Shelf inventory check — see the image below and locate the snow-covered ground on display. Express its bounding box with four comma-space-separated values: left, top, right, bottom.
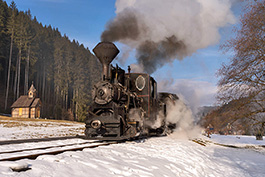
0, 117, 85, 140
0, 117, 265, 177
211, 134, 265, 147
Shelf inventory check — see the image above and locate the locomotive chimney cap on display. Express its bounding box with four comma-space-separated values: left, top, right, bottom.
93, 42, 119, 65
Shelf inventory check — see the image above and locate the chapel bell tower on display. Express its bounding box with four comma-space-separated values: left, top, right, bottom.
28, 82, 37, 98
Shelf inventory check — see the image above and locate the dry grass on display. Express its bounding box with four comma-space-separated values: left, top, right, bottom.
0, 115, 84, 128
0, 115, 85, 139
0, 115, 84, 124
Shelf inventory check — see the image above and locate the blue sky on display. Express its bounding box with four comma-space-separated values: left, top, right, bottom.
4, 0, 242, 107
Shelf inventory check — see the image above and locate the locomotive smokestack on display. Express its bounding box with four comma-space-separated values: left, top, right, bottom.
93, 42, 119, 80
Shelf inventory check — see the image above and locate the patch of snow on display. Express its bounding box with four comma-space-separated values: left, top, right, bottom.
0, 119, 84, 140
0, 119, 264, 177
210, 134, 265, 146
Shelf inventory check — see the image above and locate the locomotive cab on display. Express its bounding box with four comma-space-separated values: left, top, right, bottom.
124, 73, 159, 124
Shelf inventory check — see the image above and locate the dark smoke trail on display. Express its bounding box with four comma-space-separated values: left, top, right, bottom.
136, 36, 187, 74
101, 9, 142, 42
101, 11, 187, 74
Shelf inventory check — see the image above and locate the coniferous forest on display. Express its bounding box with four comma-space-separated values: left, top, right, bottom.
0, 0, 101, 121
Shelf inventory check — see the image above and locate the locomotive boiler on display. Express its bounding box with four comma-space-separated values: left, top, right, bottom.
85, 42, 178, 140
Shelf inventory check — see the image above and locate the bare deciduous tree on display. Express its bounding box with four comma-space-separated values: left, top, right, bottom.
217, 0, 265, 133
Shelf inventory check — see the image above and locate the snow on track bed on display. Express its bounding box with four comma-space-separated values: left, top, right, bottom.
0, 139, 116, 162
0, 138, 95, 154
210, 134, 265, 146
0, 135, 86, 145
1, 117, 265, 176
192, 137, 265, 155
0, 135, 264, 177
0, 117, 85, 140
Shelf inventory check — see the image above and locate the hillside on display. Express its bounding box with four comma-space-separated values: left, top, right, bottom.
0, 0, 101, 121
201, 98, 265, 136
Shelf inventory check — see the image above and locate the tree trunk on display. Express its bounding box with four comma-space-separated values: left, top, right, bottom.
16, 48, 21, 99
36, 68, 40, 96
47, 81, 51, 116
75, 88, 78, 121
4, 29, 14, 110
10, 66, 14, 92
24, 46, 30, 94
41, 64, 46, 117
13, 55, 18, 102
42, 64, 46, 100
66, 92, 68, 110
65, 82, 68, 110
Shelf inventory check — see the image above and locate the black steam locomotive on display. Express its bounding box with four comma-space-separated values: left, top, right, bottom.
85, 42, 178, 140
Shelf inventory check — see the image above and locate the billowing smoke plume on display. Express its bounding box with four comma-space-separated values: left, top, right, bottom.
101, 0, 236, 73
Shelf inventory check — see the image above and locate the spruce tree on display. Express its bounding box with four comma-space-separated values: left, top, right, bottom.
0, 1, 9, 84
5, 1, 17, 110
0, 1, 101, 119
23, 10, 34, 94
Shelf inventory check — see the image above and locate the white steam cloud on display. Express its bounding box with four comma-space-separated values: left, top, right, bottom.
151, 98, 201, 139
166, 99, 202, 139
157, 79, 217, 112
102, 0, 237, 73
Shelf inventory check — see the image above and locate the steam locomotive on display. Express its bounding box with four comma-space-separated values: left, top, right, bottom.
85, 42, 178, 140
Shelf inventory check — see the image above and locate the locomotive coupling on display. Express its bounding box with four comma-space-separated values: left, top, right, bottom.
91, 120, 102, 129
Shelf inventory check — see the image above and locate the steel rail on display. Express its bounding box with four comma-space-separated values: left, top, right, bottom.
0, 135, 86, 145
0, 140, 100, 154
0, 141, 117, 161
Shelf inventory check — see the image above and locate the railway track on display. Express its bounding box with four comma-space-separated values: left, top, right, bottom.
0, 137, 118, 162
0, 135, 85, 145
191, 138, 265, 154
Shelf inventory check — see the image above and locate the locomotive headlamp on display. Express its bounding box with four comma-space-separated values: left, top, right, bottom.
135, 75, 145, 91
91, 120, 101, 129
